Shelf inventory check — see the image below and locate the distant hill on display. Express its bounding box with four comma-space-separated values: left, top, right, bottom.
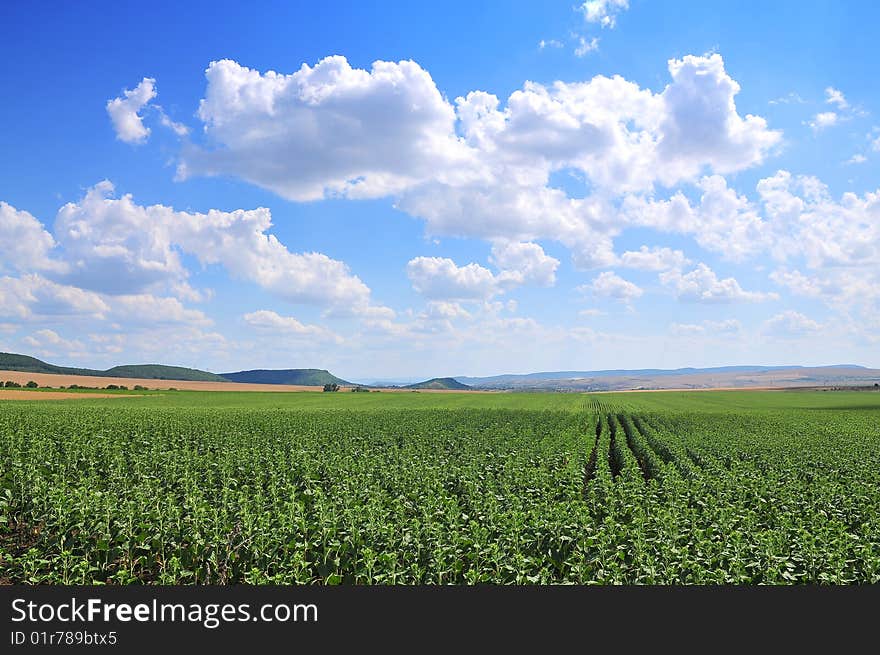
102, 364, 225, 382
454, 365, 880, 391
405, 377, 472, 390
220, 369, 351, 386
0, 352, 226, 382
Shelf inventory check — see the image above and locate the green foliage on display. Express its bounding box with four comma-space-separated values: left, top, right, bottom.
4, 380, 22, 388
25, 381, 38, 388
323, 383, 340, 392
1, 389, 879, 584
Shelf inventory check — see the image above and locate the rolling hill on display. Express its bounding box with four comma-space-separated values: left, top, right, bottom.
0, 352, 226, 382
220, 369, 351, 386
454, 365, 880, 391
405, 377, 472, 390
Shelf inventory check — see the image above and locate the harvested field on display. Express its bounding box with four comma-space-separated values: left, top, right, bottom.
0, 370, 324, 392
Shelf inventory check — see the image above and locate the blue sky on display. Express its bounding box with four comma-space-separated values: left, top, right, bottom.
1, 0, 878, 379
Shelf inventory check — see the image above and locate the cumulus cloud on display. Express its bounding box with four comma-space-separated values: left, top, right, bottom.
661, 264, 778, 303
180, 57, 471, 201
173, 53, 778, 276
489, 241, 559, 287
106, 78, 157, 144
574, 37, 600, 57
756, 170, 880, 268
581, 271, 643, 302
407, 242, 559, 302
22, 329, 85, 357
539, 39, 563, 50
243, 310, 339, 341
0, 274, 109, 320
670, 319, 742, 336
825, 87, 848, 110
110, 295, 212, 327
807, 111, 838, 132
0, 201, 65, 273
619, 246, 689, 272
580, 0, 629, 28
762, 310, 822, 336
52, 182, 388, 316
406, 257, 499, 301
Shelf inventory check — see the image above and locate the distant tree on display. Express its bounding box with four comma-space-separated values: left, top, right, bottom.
106, 384, 120, 390
351, 386, 370, 392
4, 381, 21, 388
133, 385, 147, 391
119, 385, 128, 391
25, 381, 38, 388
323, 383, 340, 392
875, 383, 879, 390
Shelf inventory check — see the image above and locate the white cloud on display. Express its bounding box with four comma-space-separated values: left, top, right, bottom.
52, 182, 388, 317
661, 263, 778, 303
580, 0, 629, 28
622, 175, 767, 261
175, 53, 778, 276
872, 134, 880, 152
421, 301, 471, 321
762, 310, 822, 336
407, 242, 559, 303
581, 271, 643, 302
846, 154, 867, 165
106, 78, 157, 144
768, 92, 806, 105
243, 310, 339, 341
825, 87, 848, 110
0, 274, 109, 320
158, 109, 190, 136
406, 257, 498, 301
22, 329, 85, 357
574, 37, 600, 57
807, 111, 838, 132
0, 201, 64, 274
110, 295, 212, 327
490, 241, 559, 287
757, 170, 880, 268
539, 39, 563, 50
670, 319, 742, 336
619, 246, 689, 272
180, 57, 471, 201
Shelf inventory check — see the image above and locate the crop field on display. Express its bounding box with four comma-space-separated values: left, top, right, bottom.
1, 389, 879, 584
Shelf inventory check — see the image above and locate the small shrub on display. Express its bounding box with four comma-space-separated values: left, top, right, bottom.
4, 381, 22, 388
25, 381, 38, 388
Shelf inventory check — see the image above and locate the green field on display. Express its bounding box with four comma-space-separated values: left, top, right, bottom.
2, 389, 879, 583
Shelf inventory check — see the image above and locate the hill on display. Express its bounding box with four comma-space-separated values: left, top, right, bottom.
103, 364, 226, 382
0, 352, 226, 382
220, 369, 351, 386
405, 377, 472, 390
454, 365, 880, 391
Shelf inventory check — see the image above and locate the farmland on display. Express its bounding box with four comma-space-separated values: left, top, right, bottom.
1, 389, 879, 584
